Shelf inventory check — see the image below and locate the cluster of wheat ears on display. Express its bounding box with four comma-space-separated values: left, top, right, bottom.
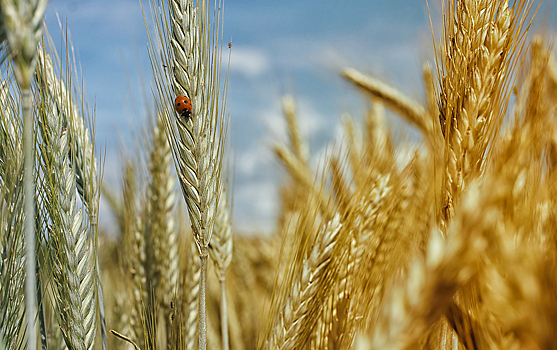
0, 0, 556, 349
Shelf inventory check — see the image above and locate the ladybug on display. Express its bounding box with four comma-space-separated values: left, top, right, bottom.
174, 95, 192, 119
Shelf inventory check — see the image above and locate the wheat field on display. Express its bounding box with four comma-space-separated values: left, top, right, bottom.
1, 0, 556, 349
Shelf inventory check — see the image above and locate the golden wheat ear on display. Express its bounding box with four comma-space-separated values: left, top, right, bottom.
342, 68, 430, 138
437, 0, 538, 227
263, 214, 342, 350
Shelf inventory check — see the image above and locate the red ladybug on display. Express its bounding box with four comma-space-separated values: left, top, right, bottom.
174, 95, 192, 118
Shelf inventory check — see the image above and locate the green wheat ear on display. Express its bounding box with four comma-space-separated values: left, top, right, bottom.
0, 61, 26, 350
35, 49, 98, 350
0, 2, 47, 350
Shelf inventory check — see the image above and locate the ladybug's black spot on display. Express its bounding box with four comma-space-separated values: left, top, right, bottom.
177, 102, 181, 106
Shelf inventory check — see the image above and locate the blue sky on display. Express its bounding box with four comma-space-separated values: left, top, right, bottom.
43, 0, 556, 233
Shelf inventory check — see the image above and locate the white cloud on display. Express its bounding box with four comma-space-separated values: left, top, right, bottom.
236, 145, 273, 177
228, 47, 270, 77
233, 181, 278, 234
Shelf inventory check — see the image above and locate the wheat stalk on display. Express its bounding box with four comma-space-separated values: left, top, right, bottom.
183, 238, 201, 350
209, 188, 232, 350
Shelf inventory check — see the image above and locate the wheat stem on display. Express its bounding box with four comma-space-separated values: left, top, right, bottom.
183, 239, 201, 350
209, 188, 232, 349
198, 250, 208, 350
219, 278, 229, 350
22, 87, 36, 350
35, 258, 47, 350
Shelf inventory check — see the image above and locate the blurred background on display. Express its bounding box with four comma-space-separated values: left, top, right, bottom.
43, 0, 557, 234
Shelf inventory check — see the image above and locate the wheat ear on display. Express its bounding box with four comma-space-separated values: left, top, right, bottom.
0, 2, 47, 349
36, 55, 94, 350
370, 183, 487, 350
282, 95, 309, 167
37, 46, 104, 350
342, 68, 430, 137
0, 71, 26, 349
438, 0, 535, 227
154, 0, 226, 249
274, 144, 332, 217
329, 155, 352, 211
341, 113, 363, 182
264, 215, 342, 350
56, 46, 106, 346
120, 161, 146, 347
144, 0, 228, 347
147, 113, 178, 342
363, 102, 395, 172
